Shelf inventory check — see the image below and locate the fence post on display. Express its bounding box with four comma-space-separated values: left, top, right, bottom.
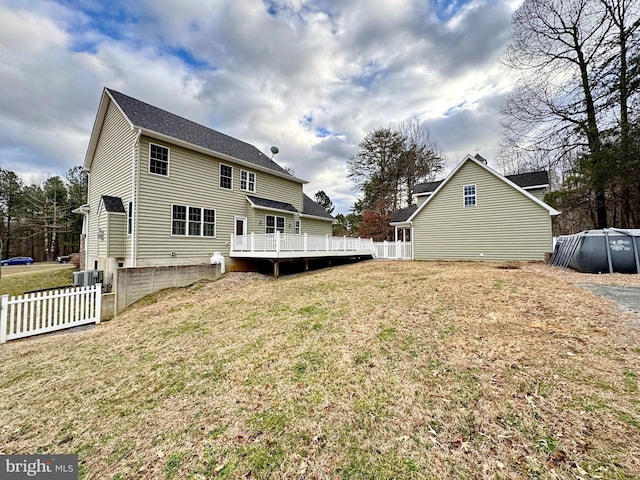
95, 284, 102, 324
304, 233, 308, 252
325, 235, 330, 252
1, 294, 8, 344
276, 231, 281, 254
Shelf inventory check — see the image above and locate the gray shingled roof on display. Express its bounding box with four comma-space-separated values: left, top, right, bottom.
102, 195, 125, 213
413, 171, 548, 195
302, 194, 334, 220
391, 205, 417, 223
106, 89, 294, 179
246, 195, 298, 213
414, 181, 443, 194
505, 171, 549, 188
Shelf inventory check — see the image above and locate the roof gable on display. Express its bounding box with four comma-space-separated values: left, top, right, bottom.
407, 155, 559, 221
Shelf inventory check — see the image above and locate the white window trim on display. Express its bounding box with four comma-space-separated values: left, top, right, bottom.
171, 204, 216, 238
265, 214, 285, 234
463, 184, 477, 208
240, 169, 256, 193
149, 142, 170, 177
220, 163, 233, 190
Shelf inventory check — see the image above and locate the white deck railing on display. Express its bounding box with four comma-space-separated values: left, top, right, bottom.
372, 241, 412, 259
1, 284, 102, 343
230, 233, 375, 256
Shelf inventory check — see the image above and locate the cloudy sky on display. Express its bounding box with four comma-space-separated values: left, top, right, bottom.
0, 0, 521, 214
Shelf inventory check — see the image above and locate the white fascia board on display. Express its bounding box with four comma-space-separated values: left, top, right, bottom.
390, 221, 412, 227
522, 184, 549, 190
407, 154, 559, 221
299, 213, 334, 222
139, 128, 308, 185
72, 204, 90, 215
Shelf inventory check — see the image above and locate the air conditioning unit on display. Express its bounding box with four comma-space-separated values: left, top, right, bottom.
73, 270, 104, 287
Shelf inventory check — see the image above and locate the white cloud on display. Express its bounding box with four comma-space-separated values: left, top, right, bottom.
0, 0, 519, 214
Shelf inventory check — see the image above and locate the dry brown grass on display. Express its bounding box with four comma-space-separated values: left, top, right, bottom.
1, 261, 639, 479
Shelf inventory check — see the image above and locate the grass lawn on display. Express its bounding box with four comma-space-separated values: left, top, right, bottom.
0, 264, 75, 297
1, 261, 639, 479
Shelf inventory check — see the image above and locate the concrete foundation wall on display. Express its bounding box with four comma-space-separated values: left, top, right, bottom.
101, 292, 115, 321
114, 264, 221, 315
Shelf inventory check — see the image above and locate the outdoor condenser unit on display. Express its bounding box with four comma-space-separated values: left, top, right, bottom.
73, 269, 104, 287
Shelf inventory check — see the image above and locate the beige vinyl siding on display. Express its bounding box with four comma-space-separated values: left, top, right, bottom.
416, 195, 431, 207
300, 217, 333, 236
526, 187, 547, 201
412, 161, 553, 261
136, 137, 305, 258
86, 100, 136, 258
106, 214, 126, 257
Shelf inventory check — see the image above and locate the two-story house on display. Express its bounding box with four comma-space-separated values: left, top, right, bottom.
79, 88, 334, 281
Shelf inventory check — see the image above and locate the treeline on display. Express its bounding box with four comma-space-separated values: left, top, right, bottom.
500, 0, 640, 232
0, 166, 87, 261
346, 120, 444, 240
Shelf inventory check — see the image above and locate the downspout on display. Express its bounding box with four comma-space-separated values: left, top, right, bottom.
131, 129, 142, 267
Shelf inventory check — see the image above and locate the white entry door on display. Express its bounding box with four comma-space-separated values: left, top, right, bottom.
235, 216, 247, 249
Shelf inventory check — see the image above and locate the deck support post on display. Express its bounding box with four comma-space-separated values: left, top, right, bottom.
273, 260, 280, 279
304, 258, 309, 272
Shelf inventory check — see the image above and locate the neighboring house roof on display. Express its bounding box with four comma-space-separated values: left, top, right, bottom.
85, 88, 307, 184
301, 194, 334, 221
404, 154, 560, 223
246, 195, 298, 214
101, 195, 126, 213
390, 205, 417, 223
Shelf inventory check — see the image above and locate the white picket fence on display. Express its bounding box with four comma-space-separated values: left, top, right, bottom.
1, 284, 102, 343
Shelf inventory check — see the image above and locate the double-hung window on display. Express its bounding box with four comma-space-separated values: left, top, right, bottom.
172, 205, 216, 237
463, 184, 477, 207
188, 207, 201, 236
150, 143, 169, 176
295, 219, 301, 235
265, 215, 285, 234
220, 164, 232, 189
172, 205, 187, 235
240, 170, 256, 192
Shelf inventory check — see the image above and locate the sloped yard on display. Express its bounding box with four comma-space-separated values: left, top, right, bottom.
1, 261, 639, 479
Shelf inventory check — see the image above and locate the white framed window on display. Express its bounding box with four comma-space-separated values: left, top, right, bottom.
220, 164, 233, 189
463, 184, 477, 207
149, 143, 169, 176
127, 201, 133, 235
240, 170, 256, 192
295, 219, 301, 234
172, 205, 187, 235
172, 205, 216, 237
265, 215, 285, 234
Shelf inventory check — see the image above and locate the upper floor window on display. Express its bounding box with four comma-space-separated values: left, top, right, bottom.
240, 170, 256, 192
150, 143, 169, 176
265, 215, 285, 234
220, 164, 232, 189
463, 184, 477, 207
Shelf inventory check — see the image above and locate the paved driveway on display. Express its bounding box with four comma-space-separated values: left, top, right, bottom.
580, 285, 640, 315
